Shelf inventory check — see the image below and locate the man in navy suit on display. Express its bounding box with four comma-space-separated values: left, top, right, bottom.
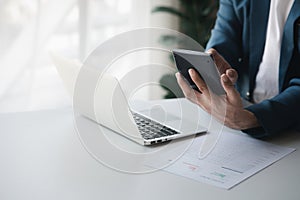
176, 0, 300, 137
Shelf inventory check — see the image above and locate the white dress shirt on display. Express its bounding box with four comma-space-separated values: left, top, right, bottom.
253, 0, 294, 103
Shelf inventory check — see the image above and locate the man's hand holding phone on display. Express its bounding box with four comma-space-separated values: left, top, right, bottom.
174, 48, 259, 130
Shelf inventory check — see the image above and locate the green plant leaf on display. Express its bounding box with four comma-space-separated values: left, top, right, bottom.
151, 6, 189, 20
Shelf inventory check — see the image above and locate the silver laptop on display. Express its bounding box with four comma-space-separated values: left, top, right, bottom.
92, 74, 207, 146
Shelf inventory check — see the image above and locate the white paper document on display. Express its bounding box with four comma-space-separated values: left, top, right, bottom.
147, 131, 295, 189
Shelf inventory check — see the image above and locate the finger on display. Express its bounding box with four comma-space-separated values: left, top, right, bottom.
206, 48, 231, 74
221, 74, 241, 105
226, 69, 238, 84
176, 72, 208, 110
175, 72, 191, 93
188, 68, 209, 95
175, 72, 198, 101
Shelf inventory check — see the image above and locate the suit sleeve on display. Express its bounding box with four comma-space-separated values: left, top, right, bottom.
245, 78, 300, 137
206, 0, 243, 68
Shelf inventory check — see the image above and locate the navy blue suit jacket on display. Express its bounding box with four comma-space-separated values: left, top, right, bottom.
206, 0, 300, 137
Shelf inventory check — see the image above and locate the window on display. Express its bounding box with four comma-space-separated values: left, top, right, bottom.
0, 0, 178, 112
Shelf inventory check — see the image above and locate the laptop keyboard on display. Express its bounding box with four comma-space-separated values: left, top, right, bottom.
132, 112, 180, 140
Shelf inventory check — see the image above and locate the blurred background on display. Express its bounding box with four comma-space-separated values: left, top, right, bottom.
0, 0, 218, 113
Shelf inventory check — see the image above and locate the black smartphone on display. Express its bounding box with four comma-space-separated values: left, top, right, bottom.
173, 49, 226, 95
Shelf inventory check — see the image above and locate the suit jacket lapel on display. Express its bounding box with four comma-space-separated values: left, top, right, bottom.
279, 0, 300, 90
249, 0, 270, 92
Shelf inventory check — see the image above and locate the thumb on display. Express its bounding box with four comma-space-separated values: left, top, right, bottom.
206, 48, 231, 74
221, 74, 241, 105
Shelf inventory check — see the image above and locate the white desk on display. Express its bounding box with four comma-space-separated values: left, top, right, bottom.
1, 103, 300, 200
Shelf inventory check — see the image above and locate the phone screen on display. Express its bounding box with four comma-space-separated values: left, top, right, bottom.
173, 49, 226, 95
173, 53, 201, 92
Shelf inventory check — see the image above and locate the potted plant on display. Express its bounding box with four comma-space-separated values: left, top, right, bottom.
152, 0, 219, 98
